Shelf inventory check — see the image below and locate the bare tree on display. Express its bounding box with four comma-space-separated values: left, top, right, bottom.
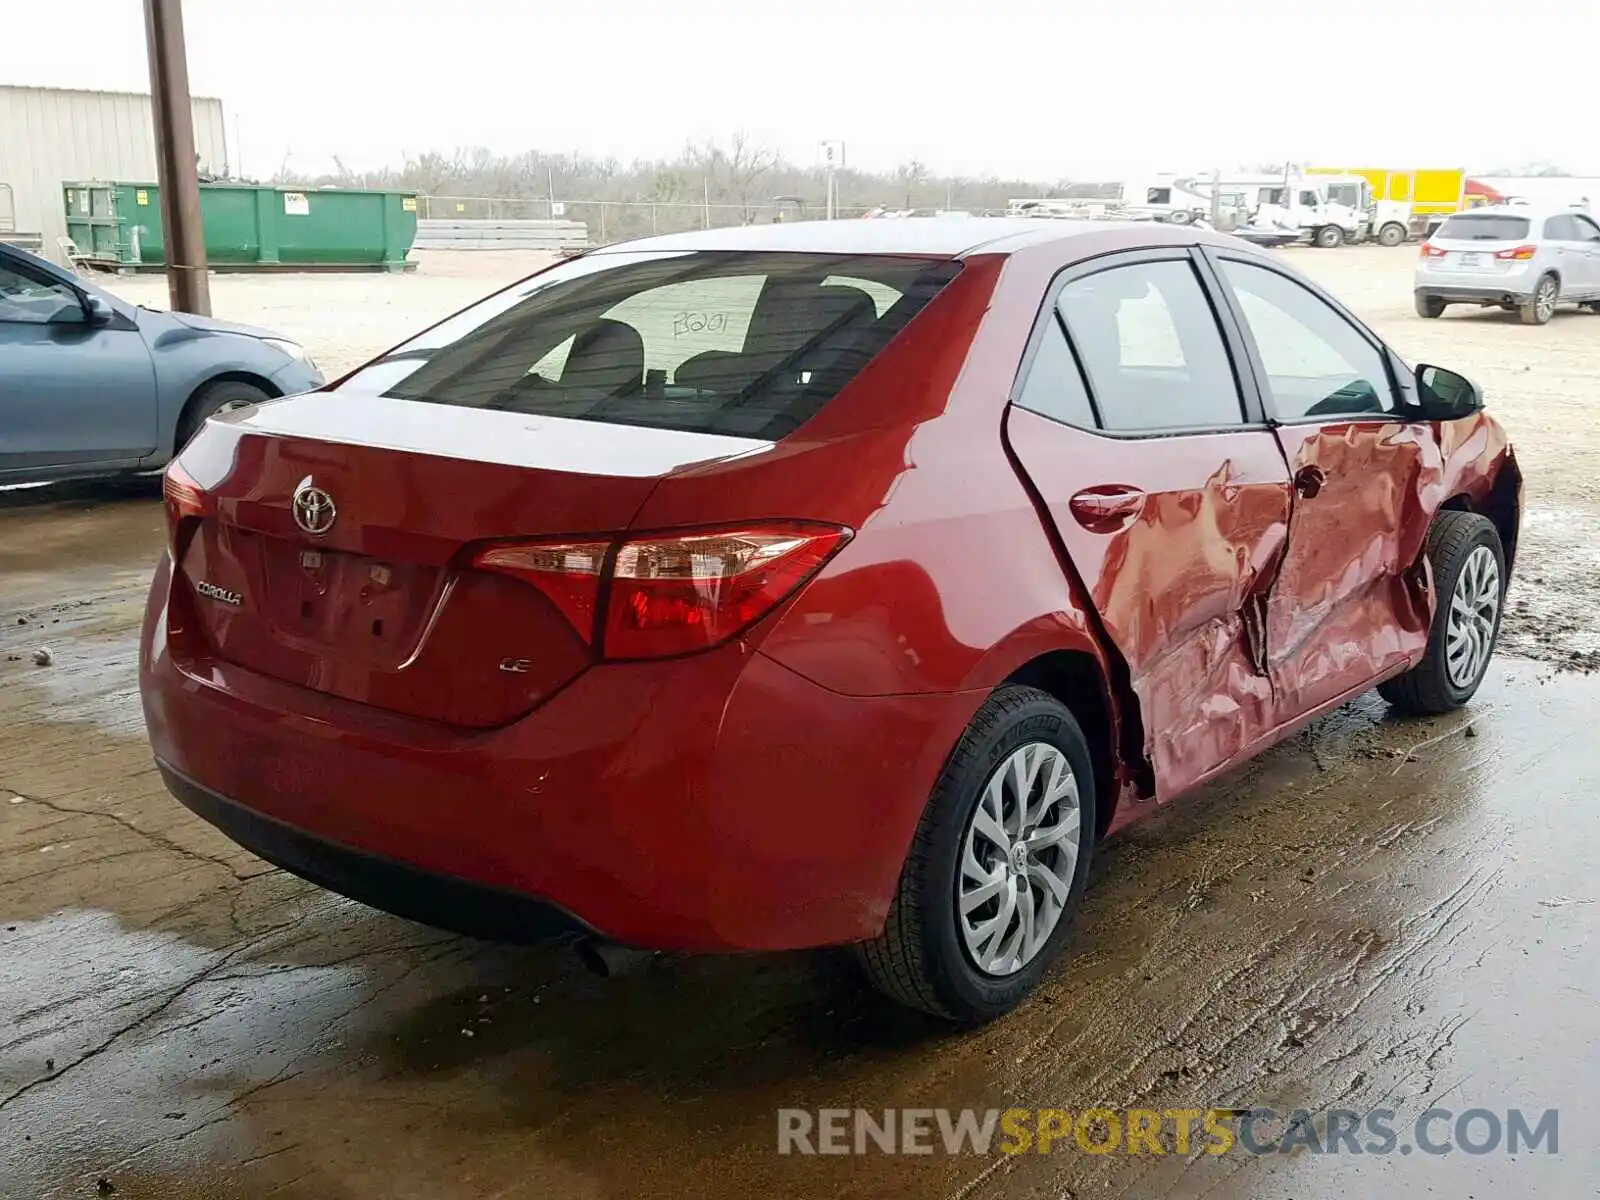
282, 139, 1061, 241
726, 132, 776, 222
895, 158, 930, 209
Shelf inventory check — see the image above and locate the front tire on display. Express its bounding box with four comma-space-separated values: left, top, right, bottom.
1314, 225, 1345, 248
1379, 511, 1505, 715
858, 687, 1096, 1023
177, 379, 273, 449
1415, 293, 1447, 319
1519, 274, 1558, 325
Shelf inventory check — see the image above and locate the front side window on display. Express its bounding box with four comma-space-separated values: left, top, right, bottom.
347, 251, 958, 440
1219, 259, 1395, 421
0, 260, 82, 325
1055, 259, 1246, 432
1574, 214, 1600, 242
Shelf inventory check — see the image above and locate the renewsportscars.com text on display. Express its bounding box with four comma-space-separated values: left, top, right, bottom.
777, 1106, 1559, 1157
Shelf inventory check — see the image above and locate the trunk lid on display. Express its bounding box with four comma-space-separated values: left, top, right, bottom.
171, 392, 768, 727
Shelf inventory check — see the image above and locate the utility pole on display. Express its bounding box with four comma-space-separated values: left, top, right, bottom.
143, 0, 210, 315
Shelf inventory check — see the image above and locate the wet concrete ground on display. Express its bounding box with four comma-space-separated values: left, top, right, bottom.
4, 481, 1599, 1199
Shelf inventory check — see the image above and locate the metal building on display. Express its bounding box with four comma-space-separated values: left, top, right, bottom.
0, 85, 228, 264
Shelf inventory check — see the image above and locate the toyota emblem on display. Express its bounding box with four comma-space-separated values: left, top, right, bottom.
292, 477, 338, 536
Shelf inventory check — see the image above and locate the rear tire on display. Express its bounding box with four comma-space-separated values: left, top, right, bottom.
1314, 225, 1345, 249
1415, 294, 1447, 319
857, 686, 1096, 1024
1379, 511, 1505, 715
1519, 274, 1558, 325
176, 379, 271, 449
1377, 223, 1407, 247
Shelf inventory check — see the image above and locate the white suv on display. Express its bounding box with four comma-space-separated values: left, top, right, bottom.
1414, 206, 1600, 325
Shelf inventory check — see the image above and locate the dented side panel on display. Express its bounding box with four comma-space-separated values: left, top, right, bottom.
1005, 408, 1292, 799
1266, 414, 1515, 720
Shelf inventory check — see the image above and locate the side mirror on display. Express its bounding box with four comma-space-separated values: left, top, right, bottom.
84, 294, 115, 325
1416, 364, 1484, 418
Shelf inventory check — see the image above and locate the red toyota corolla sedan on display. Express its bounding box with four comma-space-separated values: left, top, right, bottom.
141, 219, 1520, 1022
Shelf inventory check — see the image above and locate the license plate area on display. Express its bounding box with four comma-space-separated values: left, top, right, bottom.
257, 540, 444, 668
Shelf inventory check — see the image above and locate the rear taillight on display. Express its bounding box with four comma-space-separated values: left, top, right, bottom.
471, 541, 609, 644
471, 522, 850, 659
1495, 244, 1537, 261
163, 460, 210, 554
1420, 242, 1447, 258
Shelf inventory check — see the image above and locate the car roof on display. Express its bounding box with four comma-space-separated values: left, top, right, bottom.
585, 216, 1197, 259
1444, 204, 1584, 220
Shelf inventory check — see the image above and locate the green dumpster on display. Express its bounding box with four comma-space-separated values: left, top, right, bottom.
63, 182, 418, 272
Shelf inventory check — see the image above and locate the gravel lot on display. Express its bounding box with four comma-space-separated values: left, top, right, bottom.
3, 243, 1598, 1200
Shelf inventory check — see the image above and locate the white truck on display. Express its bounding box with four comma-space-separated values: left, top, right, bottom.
1191, 173, 1369, 247
1314, 175, 1412, 247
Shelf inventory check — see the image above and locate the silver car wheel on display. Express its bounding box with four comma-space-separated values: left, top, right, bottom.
215, 398, 255, 415
1537, 278, 1557, 322
957, 742, 1082, 977
1445, 545, 1501, 689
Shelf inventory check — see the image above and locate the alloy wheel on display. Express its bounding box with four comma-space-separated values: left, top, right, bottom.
956, 742, 1082, 977
1537, 279, 1557, 322
1445, 545, 1501, 689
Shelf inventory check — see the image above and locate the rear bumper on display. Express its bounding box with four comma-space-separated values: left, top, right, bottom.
1415, 266, 1538, 304
1416, 286, 1536, 304
140, 555, 978, 952
160, 761, 594, 943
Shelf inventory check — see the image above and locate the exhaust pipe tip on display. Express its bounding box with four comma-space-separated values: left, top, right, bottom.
576, 937, 655, 979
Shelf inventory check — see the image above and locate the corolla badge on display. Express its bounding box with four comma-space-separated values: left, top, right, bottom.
194, 580, 242, 606
292, 477, 338, 536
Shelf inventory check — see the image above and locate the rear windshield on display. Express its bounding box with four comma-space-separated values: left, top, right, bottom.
1435, 214, 1530, 241
346, 251, 959, 440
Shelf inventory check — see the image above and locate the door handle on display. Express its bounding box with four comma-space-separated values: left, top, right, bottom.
1293, 465, 1326, 499
1069, 486, 1147, 530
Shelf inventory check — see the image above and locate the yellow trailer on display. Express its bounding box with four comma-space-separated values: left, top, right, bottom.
1308, 167, 1469, 244
1309, 167, 1467, 214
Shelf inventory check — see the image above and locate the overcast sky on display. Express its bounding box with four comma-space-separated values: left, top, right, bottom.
9, 0, 1597, 181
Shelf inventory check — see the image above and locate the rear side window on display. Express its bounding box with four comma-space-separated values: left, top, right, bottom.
1055, 260, 1245, 432
366, 251, 959, 440
1014, 316, 1096, 428
1435, 214, 1530, 241
1543, 215, 1581, 240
